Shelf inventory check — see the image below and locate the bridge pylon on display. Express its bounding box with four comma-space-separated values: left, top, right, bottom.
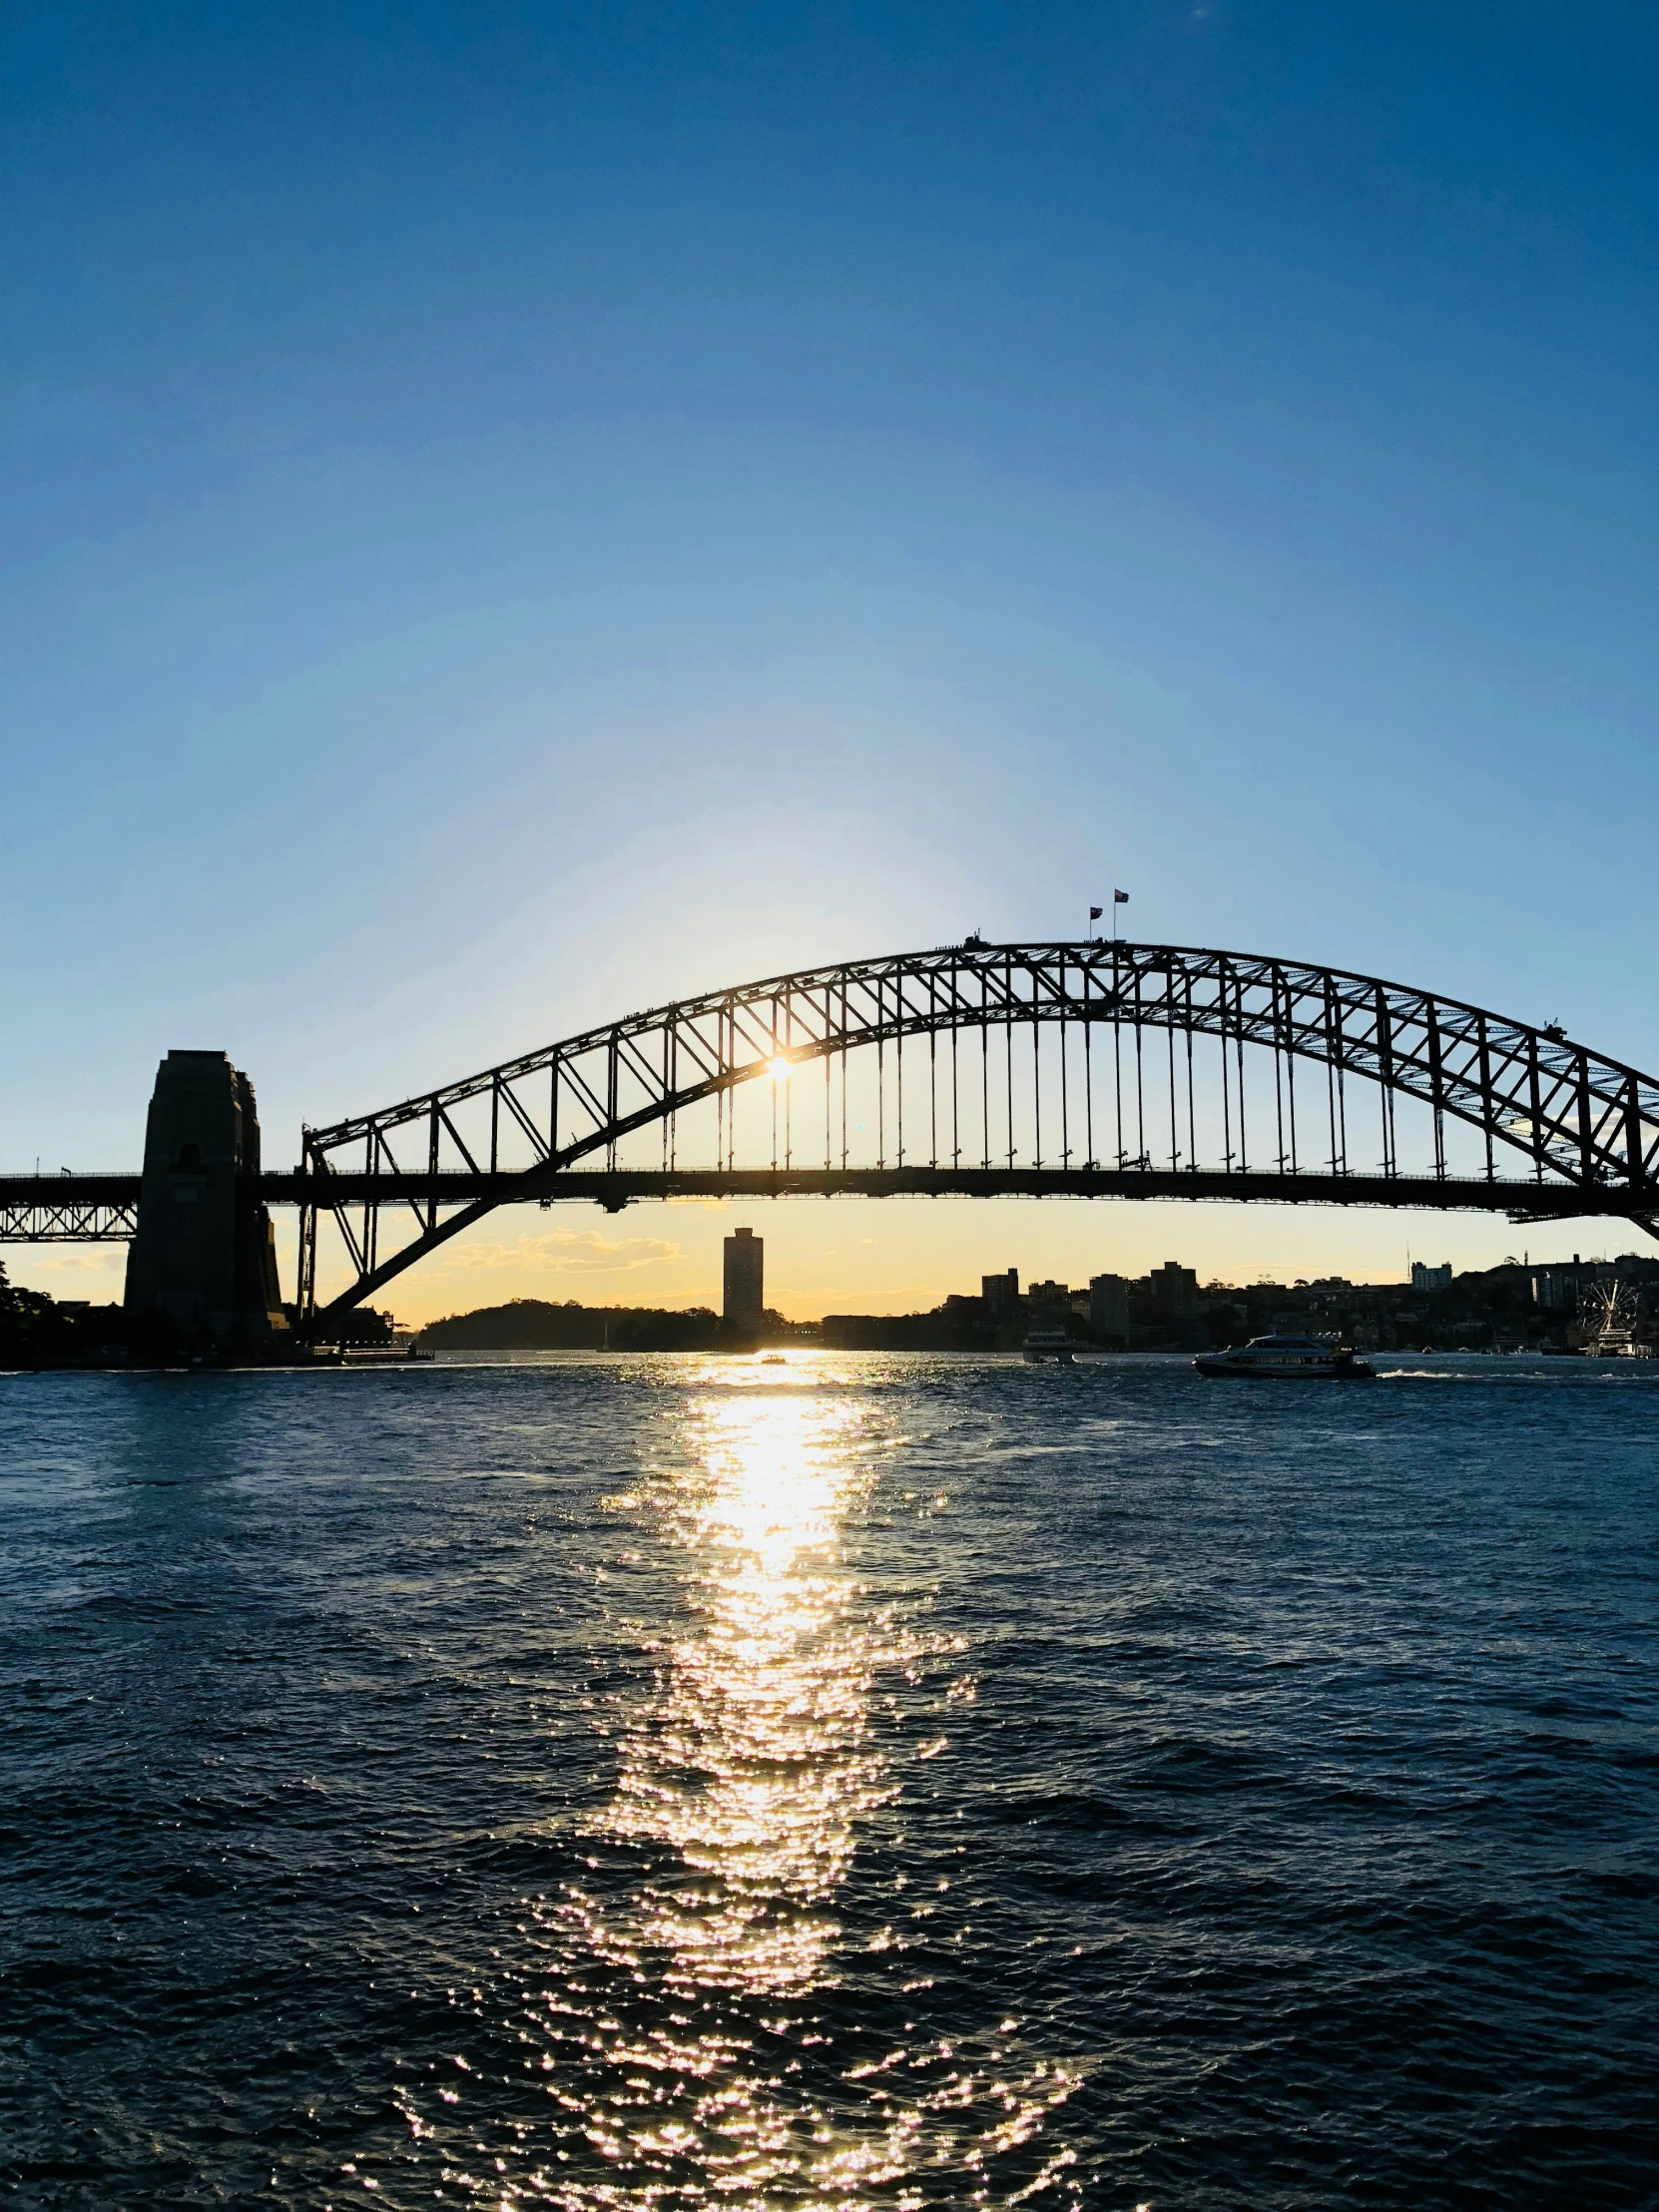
123, 1052, 289, 1351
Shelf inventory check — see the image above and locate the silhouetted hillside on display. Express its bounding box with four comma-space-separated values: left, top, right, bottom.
419, 1298, 729, 1351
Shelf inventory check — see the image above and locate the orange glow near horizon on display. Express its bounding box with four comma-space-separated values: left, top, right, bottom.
10, 1198, 1621, 1332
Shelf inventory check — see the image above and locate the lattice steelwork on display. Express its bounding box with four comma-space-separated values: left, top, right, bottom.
296, 940, 1659, 1318
0, 1177, 141, 1243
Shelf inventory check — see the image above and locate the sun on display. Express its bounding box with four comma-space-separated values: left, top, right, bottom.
768, 1056, 790, 1080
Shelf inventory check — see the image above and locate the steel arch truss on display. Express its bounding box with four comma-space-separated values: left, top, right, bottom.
296, 940, 1659, 1317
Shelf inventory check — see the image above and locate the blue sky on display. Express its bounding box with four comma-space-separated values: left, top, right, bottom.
5, 2, 1656, 1316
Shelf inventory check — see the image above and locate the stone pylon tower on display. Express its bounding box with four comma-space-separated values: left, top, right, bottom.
123, 1052, 288, 1349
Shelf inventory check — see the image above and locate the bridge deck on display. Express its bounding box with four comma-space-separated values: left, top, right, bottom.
2, 1165, 1655, 1238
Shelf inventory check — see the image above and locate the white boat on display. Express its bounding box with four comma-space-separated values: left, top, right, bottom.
1022, 1326, 1075, 1365
1585, 1334, 1656, 1359
1195, 1333, 1375, 1381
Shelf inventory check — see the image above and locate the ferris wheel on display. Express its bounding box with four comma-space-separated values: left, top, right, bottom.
1579, 1278, 1647, 1354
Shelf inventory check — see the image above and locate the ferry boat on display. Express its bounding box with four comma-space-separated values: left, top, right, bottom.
1022, 1325, 1075, 1365
1584, 1331, 1656, 1360
1195, 1333, 1376, 1381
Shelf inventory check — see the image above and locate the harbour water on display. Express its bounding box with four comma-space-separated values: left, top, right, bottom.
3, 1353, 1656, 2208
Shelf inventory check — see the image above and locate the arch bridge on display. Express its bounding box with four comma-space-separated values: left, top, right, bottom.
282, 939, 1659, 1319
2, 940, 1654, 1324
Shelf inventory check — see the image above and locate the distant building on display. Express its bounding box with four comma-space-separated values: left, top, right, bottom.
1530, 1255, 1619, 1311
1410, 1261, 1452, 1295
723, 1228, 764, 1333
1148, 1261, 1199, 1319
1089, 1273, 1130, 1340
1027, 1279, 1070, 1315
981, 1269, 1020, 1318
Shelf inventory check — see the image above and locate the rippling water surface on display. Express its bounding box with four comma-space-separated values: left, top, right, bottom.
3, 1352, 1656, 2209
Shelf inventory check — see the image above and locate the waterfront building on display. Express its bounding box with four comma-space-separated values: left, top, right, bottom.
981, 1268, 1020, 1318
1529, 1256, 1639, 1311
723, 1227, 764, 1333
1148, 1261, 1200, 1319
1411, 1261, 1453, 1294
1089, 1273, 1131, 1340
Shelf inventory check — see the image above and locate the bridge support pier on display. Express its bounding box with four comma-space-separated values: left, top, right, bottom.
124, 1052, 288, 1352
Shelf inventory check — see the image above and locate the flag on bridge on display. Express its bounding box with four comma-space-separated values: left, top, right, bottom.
1114, 888, 1129, 903
1089, 905, 1103, 920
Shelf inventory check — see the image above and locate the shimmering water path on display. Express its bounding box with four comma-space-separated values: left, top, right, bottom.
3, 1354, 1656, 2208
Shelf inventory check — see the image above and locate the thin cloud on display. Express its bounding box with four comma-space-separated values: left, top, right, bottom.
430, 1229, 682, 1276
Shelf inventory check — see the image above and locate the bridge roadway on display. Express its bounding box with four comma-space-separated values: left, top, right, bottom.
4, 1165, 1657, 1242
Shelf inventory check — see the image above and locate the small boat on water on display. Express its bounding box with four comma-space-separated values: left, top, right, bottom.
1195, 1334, 1376, 1381
1022, 1326, 1075, 1365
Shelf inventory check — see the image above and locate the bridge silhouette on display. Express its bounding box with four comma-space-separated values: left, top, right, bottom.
4, 940, 1657, 1326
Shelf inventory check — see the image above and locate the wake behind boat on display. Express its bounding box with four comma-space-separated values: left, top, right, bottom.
1195, 1334, 1376, 1381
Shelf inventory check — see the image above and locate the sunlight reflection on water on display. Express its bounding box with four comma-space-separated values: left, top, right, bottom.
540, 1369, 917, 2205
413, 1360, 1081, 2211
603, 1378, 890, 1995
